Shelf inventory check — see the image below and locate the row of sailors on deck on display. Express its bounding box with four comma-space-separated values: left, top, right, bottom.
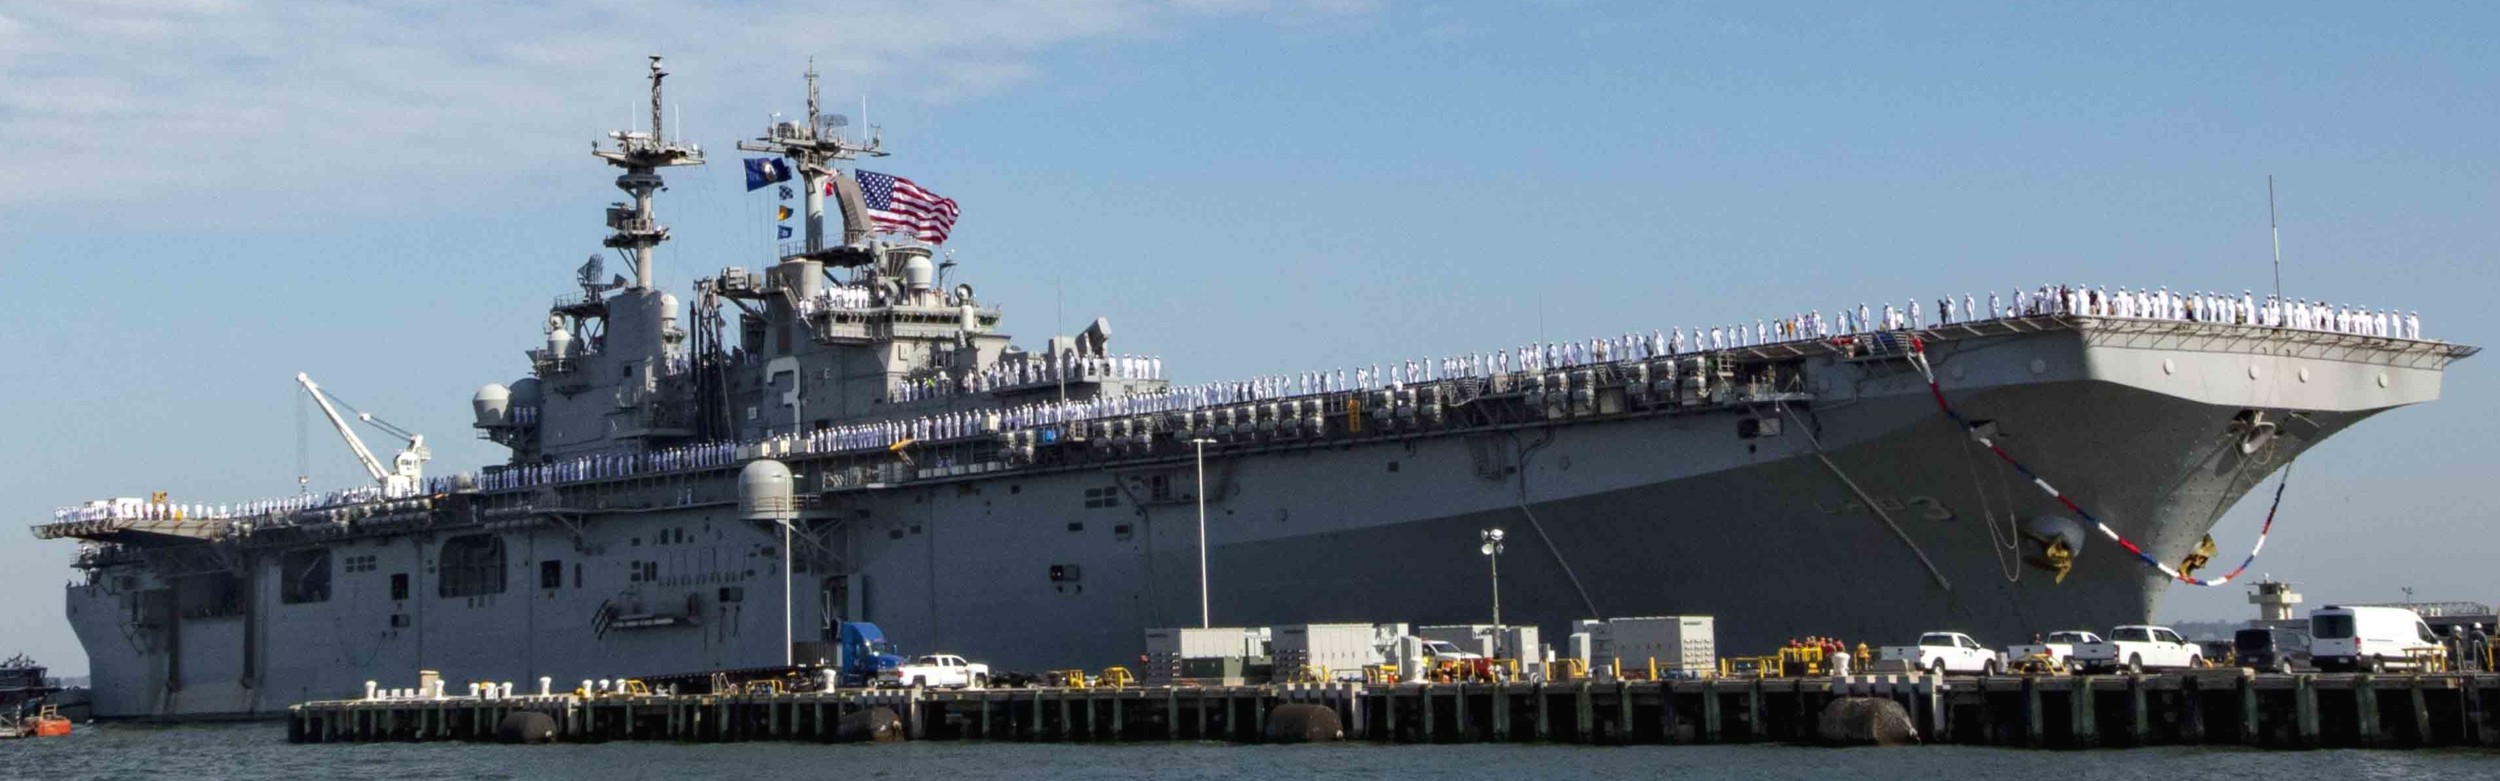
892, 353, 1167, 402
475, 441, 740, 491
52, 487, 392, 523
796, 284, 879, 315
1925, 285, 2422, 339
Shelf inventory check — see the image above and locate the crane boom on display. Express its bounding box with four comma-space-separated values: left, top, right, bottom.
297, 373, 391, 484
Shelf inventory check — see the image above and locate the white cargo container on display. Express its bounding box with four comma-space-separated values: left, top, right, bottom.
1273, 623, 1382, 678
1595, 616, 1715, 673
1144, 626, 1269, 659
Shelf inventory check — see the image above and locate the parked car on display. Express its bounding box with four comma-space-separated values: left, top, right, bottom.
2072, 625, 2203, 673
2234, 627, 2311, 673
2311, 606, 2442, 672
1879, 632, 2002, 675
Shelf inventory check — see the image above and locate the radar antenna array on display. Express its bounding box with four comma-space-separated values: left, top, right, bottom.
737, 57, 888, 258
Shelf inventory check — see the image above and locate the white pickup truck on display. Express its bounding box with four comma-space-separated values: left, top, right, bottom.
2007, 630, 2103, 668
1879, 632, 2003, 675
882, 654, 991, 689
2071, 625, 2203, 673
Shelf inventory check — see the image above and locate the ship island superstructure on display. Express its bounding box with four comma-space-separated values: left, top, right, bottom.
33, 60, 2479, 719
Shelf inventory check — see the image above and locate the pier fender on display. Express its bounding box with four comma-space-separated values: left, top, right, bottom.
836, 706, 907, 743
1814, 697, 1919, 747
494, 711, 559, 744
1263, 703, 1345, 743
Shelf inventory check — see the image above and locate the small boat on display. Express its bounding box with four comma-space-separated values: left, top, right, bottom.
23, 705, 72, 737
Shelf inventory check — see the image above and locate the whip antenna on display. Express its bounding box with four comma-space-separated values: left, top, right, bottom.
2269, 175, 2282, 302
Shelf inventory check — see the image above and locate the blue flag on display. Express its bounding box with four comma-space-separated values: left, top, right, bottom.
777, 185, 793, 200
777, 225, 793, 239
744, 158, 792, 191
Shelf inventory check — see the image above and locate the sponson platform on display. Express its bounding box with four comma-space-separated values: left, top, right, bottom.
291, 671, 2500, 750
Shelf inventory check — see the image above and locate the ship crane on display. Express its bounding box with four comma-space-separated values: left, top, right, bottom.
295, 372, 431, 498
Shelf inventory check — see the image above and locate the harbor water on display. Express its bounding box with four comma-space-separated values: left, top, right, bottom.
9, 723, 2494, 781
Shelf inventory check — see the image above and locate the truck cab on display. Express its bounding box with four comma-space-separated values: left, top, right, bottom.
834, 622, 906, 687
1421, 640, 1483, 663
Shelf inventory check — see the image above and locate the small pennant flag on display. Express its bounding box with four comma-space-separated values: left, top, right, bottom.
776, 205, 793, 221
777, 225, 793, 239
744, 157, 793, 191
778, 185, 793, 200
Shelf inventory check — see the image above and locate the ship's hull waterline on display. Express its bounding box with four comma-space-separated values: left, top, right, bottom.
61, 320, 2461, 718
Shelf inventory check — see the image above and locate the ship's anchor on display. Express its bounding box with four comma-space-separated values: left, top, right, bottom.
1902, 336, 2293, 588
2020, 515, 2086, 584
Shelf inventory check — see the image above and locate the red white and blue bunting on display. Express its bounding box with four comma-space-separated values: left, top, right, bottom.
1903, 336, 2286, 587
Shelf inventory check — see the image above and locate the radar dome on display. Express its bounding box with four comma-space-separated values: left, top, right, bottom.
903, 253, 935, 292
547, 327, 576, 360
659, 293, 681, 325
508, 377, 544, 407
739, 459, 794, 520
472, 384, 512, 428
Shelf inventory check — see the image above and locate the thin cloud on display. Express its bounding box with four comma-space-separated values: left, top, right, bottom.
0, 0, 1375, 215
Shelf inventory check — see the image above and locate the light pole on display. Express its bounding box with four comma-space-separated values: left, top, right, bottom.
1482, 527, 1505, 659
780, 517, 794, 666
1192, 437, 1215, 629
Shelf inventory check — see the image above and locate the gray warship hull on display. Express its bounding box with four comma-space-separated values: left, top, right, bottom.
53, 318, 2466, 719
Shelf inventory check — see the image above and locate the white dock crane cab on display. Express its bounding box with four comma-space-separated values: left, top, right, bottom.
296, 372, 431, 497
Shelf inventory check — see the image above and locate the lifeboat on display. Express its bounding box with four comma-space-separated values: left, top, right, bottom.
23, 705, 71, 737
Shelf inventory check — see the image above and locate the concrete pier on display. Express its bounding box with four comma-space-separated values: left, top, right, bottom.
290, 672, 2500, 750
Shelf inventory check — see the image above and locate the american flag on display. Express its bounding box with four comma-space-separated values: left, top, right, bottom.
855, 170, 960, 244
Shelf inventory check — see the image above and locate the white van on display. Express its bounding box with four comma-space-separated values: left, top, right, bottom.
2310, 606, 2442, 672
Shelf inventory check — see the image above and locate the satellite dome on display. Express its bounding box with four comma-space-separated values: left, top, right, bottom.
509, 377, 544, 406
471, 384, 511, 428
738, 459, 794, 520
903, 253, 935, 292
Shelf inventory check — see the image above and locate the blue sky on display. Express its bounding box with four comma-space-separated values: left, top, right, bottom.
3, 2, 2494, 675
